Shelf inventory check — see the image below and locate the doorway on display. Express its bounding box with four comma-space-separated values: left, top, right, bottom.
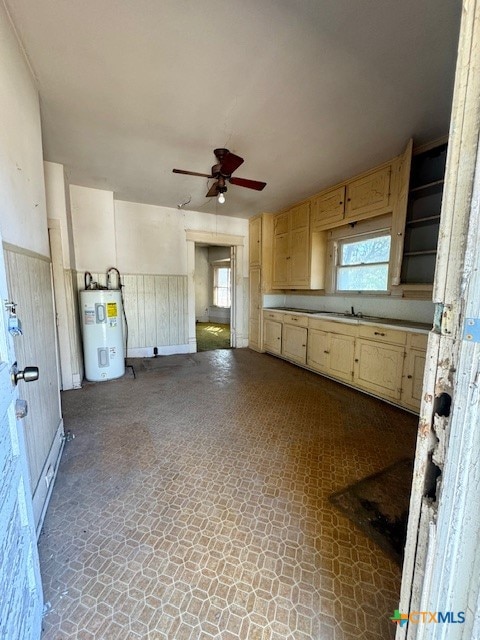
194, 244, 232, 351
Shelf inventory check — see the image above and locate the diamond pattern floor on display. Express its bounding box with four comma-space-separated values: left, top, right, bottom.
39, 349, 418, 639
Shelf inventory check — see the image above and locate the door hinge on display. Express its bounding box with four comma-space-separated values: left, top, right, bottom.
463, 318, 480, 343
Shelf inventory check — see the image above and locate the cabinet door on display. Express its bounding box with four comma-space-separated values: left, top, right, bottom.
307, 328, 330, 372
282, 324, 307, 365
264, 319, 282, 355
353, 338, 404, 400
311, 186, 345, 230
329, 333, 355, 382
390, 139, 413, 286
272, 233, 289, 287
273, 212, 289, 236
401, 349, 426, 411
248, 267, 261, 350
345, 166, 392, 220
289, 226, 310, 286
249, 217, 262, 266
290, 202, 310, 230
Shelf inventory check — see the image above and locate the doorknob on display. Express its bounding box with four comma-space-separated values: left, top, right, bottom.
11, 362, 39, 386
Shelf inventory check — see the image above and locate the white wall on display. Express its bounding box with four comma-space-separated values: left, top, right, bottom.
44, 161, 75, 268
70, 185, 115, 271
115, 201, 187, 274
209, 246, 231, 262
68, 187, 249, 353
0, 3, 48, 257
69, 189, 250, 276
0, 3, 63, 528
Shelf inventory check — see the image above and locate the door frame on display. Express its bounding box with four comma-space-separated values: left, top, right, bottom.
186, 231, 246, 351
397, 1, 480, 637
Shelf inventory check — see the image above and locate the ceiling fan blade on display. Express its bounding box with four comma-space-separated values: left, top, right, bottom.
206, 182, 219, 197
220, 152, 244, 175
229, 177, 267, 191
173, 169, 213, 178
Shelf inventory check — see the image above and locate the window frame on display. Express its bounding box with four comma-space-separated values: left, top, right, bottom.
213, 265, 231, 308
332, 224, 392, 294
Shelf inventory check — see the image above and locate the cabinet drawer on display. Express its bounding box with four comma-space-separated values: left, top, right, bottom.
263, 311, 284, 322
308, 317, 358, 337
409, 333, 428, 350
308, 318, 336, 332
283, 314, 309, 328
358, 324, 406, 345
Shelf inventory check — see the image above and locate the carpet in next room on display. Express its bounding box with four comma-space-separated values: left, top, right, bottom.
196, 322, 230, 351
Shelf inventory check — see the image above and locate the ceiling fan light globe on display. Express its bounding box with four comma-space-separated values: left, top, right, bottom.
218, 192, 226, 204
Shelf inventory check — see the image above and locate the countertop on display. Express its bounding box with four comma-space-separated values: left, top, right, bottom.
263, 308, 431, 334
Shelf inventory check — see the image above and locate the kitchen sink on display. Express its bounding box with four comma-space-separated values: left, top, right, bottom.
265, 308, 430, 331
271, 307, 341, 314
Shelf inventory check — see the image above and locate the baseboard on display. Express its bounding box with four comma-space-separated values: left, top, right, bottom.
72, 373, 82, 389
127, 344, 192, 358
33, 419, 65, 538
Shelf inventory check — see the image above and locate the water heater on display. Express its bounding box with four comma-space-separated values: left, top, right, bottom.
80, 289, 125, 381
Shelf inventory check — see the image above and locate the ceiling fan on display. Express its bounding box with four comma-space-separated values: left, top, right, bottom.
173, 148, 266, 203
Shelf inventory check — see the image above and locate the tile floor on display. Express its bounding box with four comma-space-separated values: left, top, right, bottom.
39, 349, 418, 639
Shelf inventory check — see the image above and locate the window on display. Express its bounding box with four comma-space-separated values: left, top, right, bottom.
213, 266, 231, 307
336, 232, 391, 292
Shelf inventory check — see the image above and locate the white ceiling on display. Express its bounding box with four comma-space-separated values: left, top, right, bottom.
7, 0, 461, 218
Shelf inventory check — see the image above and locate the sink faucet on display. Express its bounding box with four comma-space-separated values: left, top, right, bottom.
346, 306, 363, 318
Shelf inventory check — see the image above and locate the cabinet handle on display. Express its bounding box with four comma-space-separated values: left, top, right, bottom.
324, 350, 330, 354
374, 331, 386, 336
347, 198, 351, 202
286, 256, 291, 260
293, 317, 298, 321
407, 374, 413, 379
354, 358, 359, 362
302, 344, 306, 348
339, 201, 343, 205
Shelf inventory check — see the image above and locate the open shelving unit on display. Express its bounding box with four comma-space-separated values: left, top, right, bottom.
401, 142, 448, 285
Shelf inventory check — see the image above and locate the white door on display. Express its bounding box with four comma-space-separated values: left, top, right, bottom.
0, 235, 43, 639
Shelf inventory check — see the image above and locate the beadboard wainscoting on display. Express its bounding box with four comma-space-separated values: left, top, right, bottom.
4, 244, 64, 531
76, 272, 189, 356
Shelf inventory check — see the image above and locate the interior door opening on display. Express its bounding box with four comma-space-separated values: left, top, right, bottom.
194, 243, 233, 352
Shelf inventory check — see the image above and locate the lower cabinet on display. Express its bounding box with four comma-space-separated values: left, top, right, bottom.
401, 333, 428, 411
307, 329, 354, 383
262, 311, 427, 412
282, 324, 308, 365
307, 329, 329, 371
264, 318, 282, 355
353, 339, 405, 400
